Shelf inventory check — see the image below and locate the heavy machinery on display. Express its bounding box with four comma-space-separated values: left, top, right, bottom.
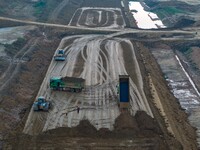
33, 96, 51, 111
54, 49, 65, 61
50, 76, 85, 92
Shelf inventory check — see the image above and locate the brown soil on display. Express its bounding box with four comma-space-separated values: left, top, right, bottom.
136, 42, 197, 150
0, 0, 199, 149
190, 47, 200, 69
4, 111, 172, 150
166, 40, 200, 91
0, 28, 60, 147
2, 35, 195, 150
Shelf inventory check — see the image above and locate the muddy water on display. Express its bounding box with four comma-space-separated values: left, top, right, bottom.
151, 48, 200, 146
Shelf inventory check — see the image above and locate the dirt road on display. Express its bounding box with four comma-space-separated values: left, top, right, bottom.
1, 16, 200, 37
23, 35, 153, 135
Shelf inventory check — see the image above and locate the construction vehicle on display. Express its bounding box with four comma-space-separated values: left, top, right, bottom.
54, 49, 65, 61
118, 75, 130, 109
50, 76, 85, 92
33, 96, 51, 111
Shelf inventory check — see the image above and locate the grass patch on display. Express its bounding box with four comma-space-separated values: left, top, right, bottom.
33, 1, 46, 17
0, 8, 6, 15
151, 6, 185, 19
162, 6, 184, 15
32, 0, 63, 22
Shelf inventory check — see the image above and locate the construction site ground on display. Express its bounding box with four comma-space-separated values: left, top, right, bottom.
1, 0, 200, 149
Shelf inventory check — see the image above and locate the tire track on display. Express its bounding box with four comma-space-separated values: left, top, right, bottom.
23, 35, 153, 135
0, 38, 39, 91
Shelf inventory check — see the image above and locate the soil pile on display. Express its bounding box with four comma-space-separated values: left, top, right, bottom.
135, 111, 162, 135
4, 111, 181, 149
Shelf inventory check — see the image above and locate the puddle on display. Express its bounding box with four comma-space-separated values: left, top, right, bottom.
128, 2, 166, 29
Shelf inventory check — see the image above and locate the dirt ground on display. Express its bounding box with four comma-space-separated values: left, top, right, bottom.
1, 0, 200, 149
137, 42, 198, 149
1, 28, 197, 150
4, 111, 182, 150
0, 27, 60, 148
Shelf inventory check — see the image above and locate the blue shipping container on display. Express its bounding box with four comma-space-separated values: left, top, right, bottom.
119, 76, 129, 102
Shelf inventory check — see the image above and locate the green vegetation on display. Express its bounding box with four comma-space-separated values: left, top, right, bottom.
162, 6, 184, 15
0, 8, 5, 15
151, 6, 185, 19
4, 38, 27, 57
32, 0, 63, 21
144, 1, 158, 7
33, 1, 46, 17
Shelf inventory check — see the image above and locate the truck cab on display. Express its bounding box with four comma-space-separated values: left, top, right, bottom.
54, 49, 65, 61
50, 77, 63, 90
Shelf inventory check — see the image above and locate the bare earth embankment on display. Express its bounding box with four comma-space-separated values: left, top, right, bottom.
1, 0, 200, 149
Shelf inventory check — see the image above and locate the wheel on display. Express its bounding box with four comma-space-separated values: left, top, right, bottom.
33, 105, 39, 111
70, 88, 75, 92
75, 89, 80, 93
48, 103, 51, 109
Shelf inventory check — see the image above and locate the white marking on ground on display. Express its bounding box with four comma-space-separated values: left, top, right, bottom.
23, 35, 153, 135
69, 7, 125, 29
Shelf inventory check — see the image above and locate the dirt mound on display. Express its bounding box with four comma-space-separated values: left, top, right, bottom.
4, 111, 174, 149
44, 111, 163, 139
114, 111, 139, 131
135, 111, 162, 135
43, 120, 97, 138
23, 111, 163, 140
75, 120, 98, 136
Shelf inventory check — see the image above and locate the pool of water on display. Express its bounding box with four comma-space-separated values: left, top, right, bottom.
129, 2, 166, 29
